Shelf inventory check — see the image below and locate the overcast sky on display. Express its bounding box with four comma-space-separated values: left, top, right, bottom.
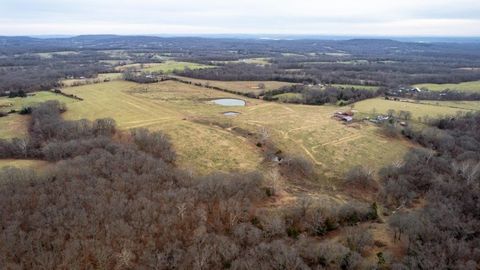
1, 0, 480, 36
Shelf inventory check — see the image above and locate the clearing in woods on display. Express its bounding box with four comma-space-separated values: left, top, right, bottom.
114, 60, 213, 73
0, 159, 49, 170
0, 91, 78, 113
331, 84, 380, 91
0, 91, 79, 139
172, 75, 297, 95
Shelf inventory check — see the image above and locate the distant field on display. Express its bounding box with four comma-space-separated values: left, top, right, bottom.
324, 52, 350, 57
304, 60, 369, 65
414, 80, 480, 93
331, 84, 380, 91
353, 98, 476, 120
115, 61, 213, 73
35, 51, 79, 58
212, 58, 270, 65
61, 73, 123, 86
418, 100, 480, 111
172, 76, 296, 95
0, 91, 78, 113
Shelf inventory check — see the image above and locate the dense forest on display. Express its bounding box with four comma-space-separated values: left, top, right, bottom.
378, 112, 480, 269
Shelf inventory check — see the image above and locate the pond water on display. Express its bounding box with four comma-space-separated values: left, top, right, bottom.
223, 111, 240, 116
212, 98, 246, 106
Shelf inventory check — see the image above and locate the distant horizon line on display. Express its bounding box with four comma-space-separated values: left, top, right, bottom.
2, 34, 480, 42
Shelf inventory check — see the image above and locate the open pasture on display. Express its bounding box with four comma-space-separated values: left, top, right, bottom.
353, 98, 475, 120
55, 80, 413, 179
414, 80, 480, 93
211, 58, 271, 65
417, 100, 480, 111
34, 51, 79, 59
230, 103, 412, 180
61, 81, 262, 174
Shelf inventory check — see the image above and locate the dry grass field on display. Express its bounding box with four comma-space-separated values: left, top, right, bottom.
114, 60, 213, 73
51, 80, 411, 179
353, 98, 476, 120
60, 81, 263, 174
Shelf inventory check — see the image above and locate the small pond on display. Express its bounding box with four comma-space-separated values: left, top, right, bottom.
223, 111, 240, 116
212, 98, 246, 106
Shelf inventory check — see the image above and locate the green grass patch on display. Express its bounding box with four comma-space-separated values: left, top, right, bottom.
273, 93, 303, 102
0, 91, 78, 113
414, 80, 480, 93
353, 98, 476, 121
